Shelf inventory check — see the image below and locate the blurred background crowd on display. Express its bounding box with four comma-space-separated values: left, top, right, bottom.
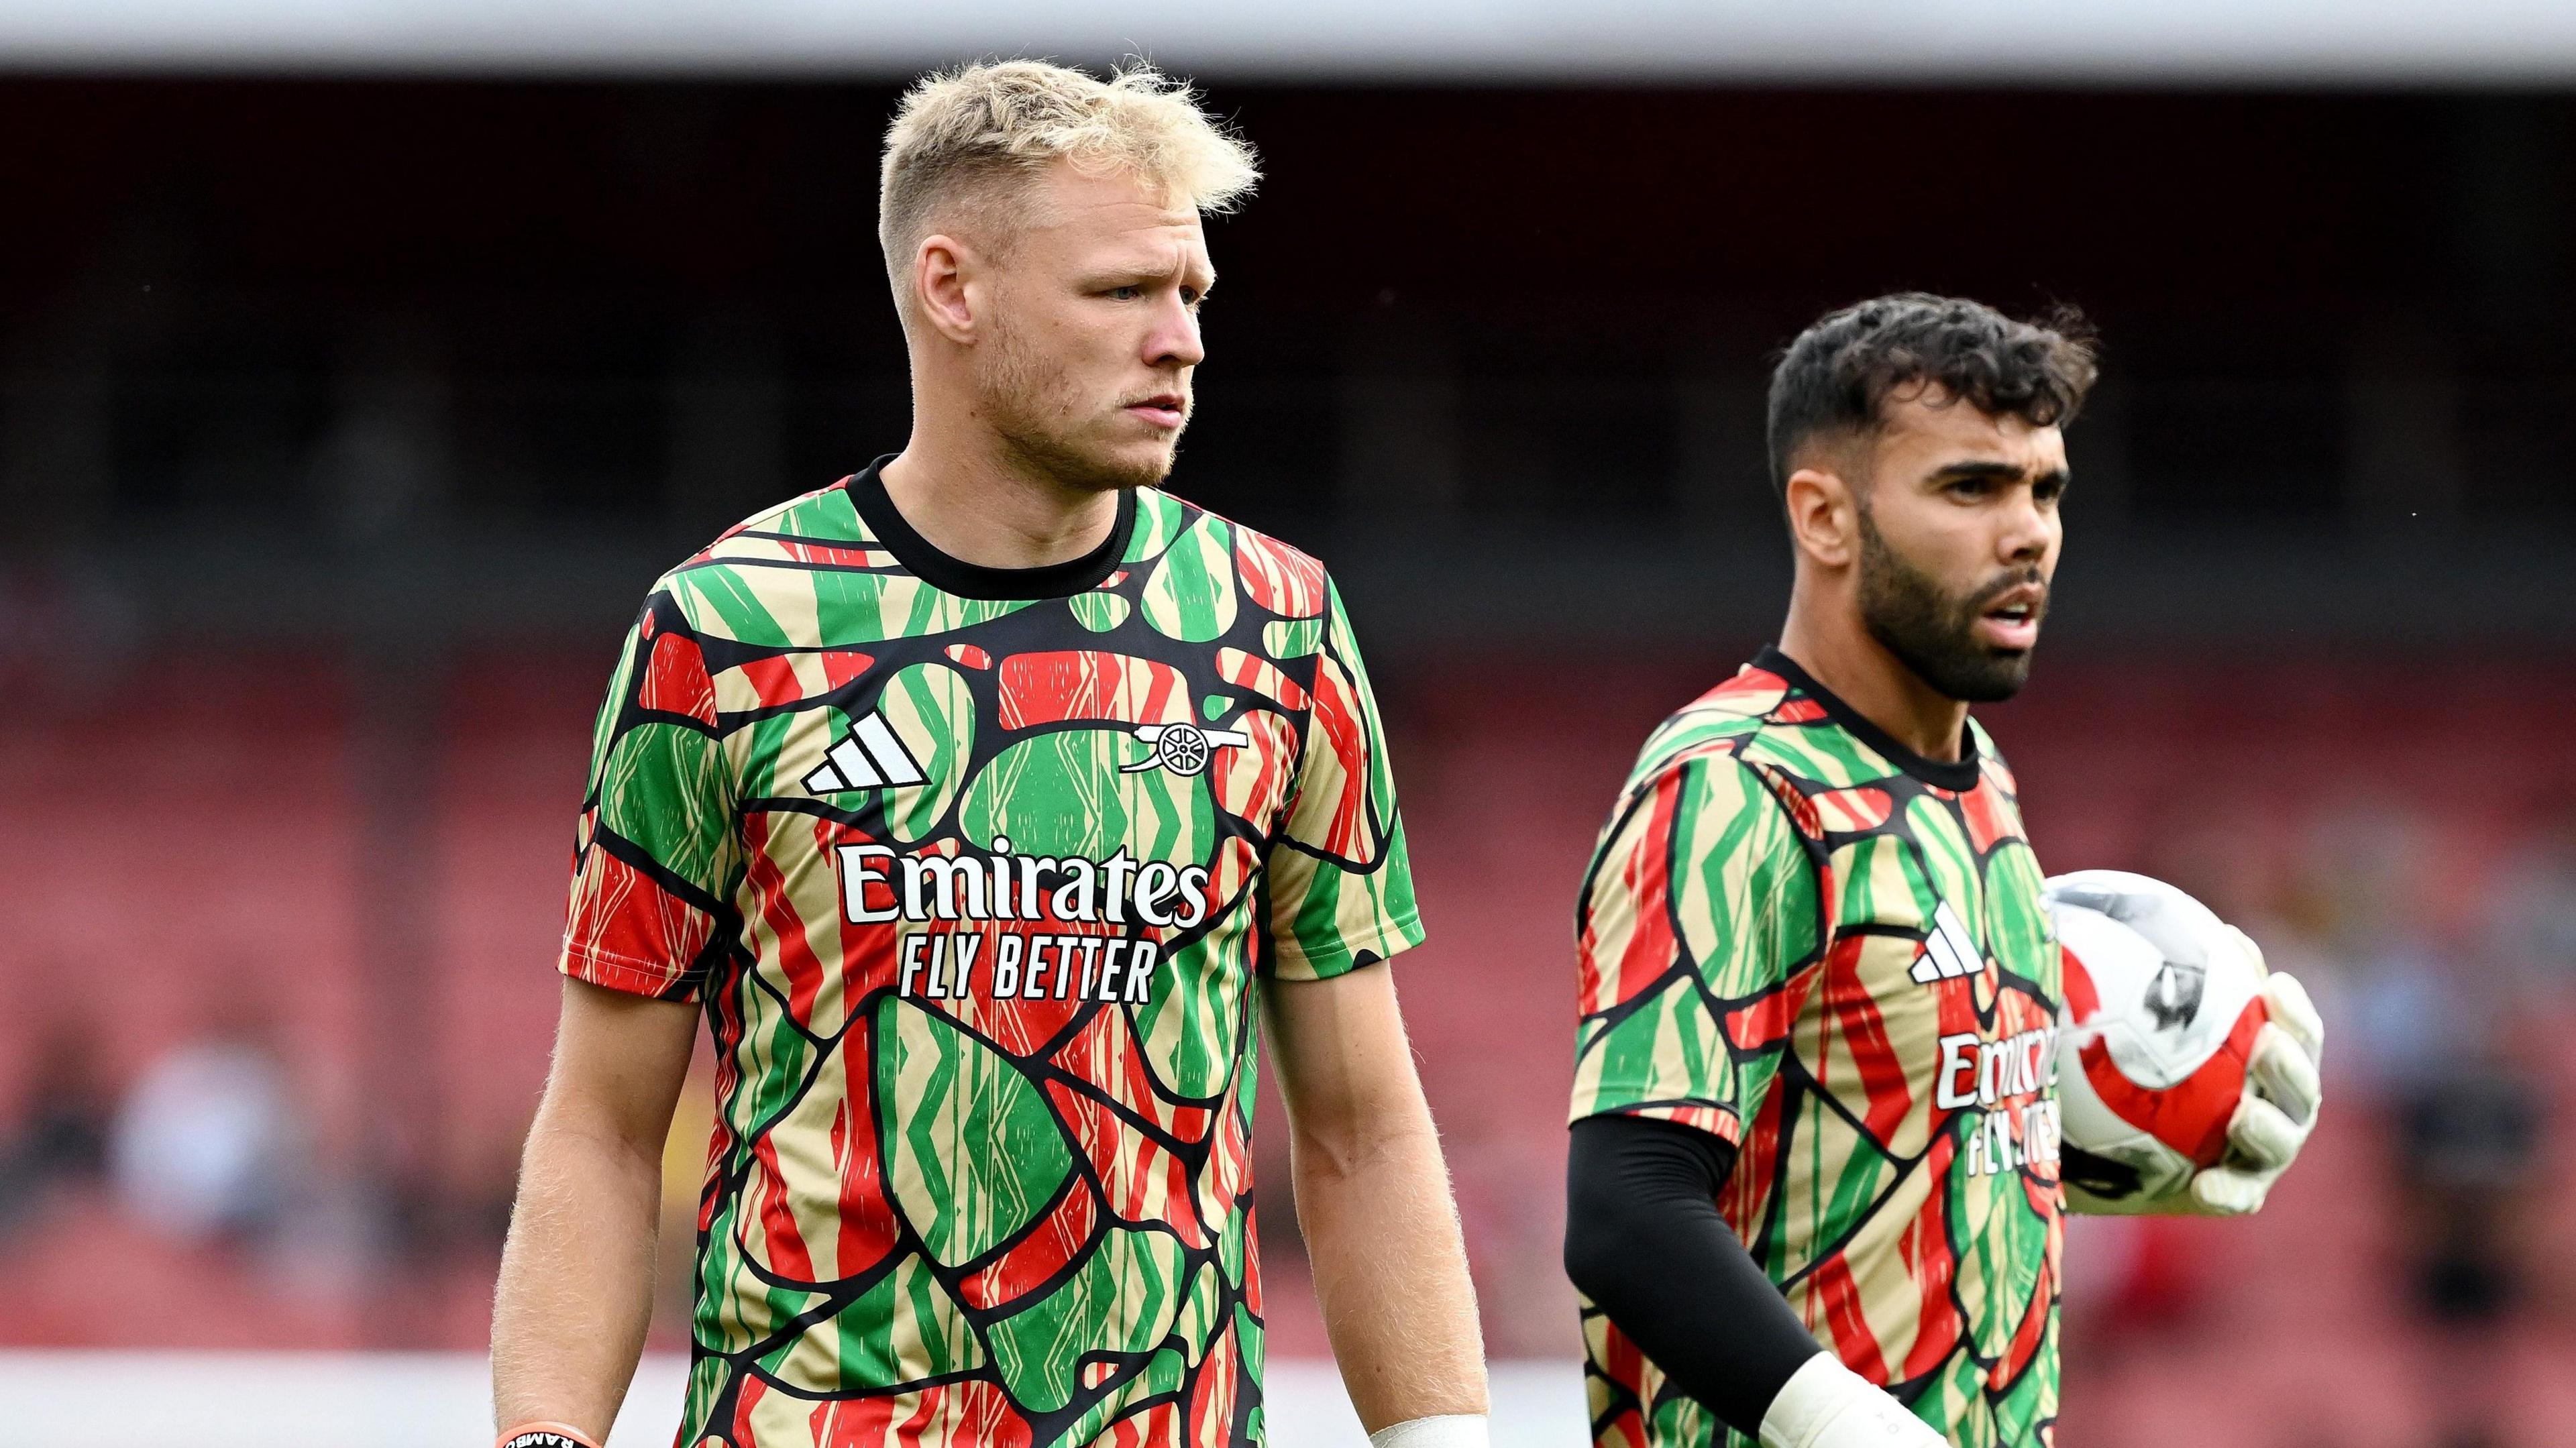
7, 15, 2576, 1448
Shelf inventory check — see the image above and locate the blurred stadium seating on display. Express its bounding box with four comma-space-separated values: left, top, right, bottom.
7, 644, 2576, 1443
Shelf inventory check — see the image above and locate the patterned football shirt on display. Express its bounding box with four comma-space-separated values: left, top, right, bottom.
1570, 648, 2063, 1448
558, 461, 1422, 1448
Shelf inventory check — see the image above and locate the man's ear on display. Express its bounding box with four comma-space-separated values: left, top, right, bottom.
913, 234, 981, 345
1782, 460, 1862, 570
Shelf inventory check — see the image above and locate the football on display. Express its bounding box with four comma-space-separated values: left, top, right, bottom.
2046, 870, 2269, 1207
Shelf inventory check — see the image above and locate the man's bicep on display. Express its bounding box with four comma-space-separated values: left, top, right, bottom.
543, 977, 700, 1154
1262, 964, 1425, 1148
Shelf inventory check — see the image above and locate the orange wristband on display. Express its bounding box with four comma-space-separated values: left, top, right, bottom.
496, 1425, 603, 1448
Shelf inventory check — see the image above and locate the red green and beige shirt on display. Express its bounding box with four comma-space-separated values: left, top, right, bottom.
558, 463, 1422, 1448
1571, 649, 2063, 1448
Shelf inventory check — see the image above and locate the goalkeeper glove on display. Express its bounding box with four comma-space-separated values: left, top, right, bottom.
2176, 932, 2324, 1217
1369, 1416, 1490, 1448
496, 1425, 602, 1448
1760, 1353, 1945, 1448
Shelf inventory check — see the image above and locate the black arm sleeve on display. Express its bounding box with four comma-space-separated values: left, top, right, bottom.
1564, 1114, 1825, 1439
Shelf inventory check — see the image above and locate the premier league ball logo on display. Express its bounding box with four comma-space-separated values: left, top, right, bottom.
2143, 958, 2208, 1032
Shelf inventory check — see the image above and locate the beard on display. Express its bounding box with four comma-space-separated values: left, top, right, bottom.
976, 310, 1181, 494
1856, 505, 2045, 704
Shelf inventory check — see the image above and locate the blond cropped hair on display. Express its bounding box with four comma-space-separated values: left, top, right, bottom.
878, 60, 1259, 310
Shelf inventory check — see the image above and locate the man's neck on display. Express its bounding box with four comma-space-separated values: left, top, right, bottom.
1774, 602, 1970, 764
878, 429, 1124, 571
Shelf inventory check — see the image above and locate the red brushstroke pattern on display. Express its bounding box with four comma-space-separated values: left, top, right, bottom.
1208, 715, 1298, 832
997, 651, 1190, 730
1232, 533, 1326, 618
1578, 770, 1684, 1015
641, 629, 719, 725
562, 847, 711, 996
1212, 648, 1309, 711
730, 651, 875, 708
1303, 655, 1373, 863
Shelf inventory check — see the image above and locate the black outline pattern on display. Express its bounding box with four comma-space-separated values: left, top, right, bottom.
1572, 661, 2063, 1448
562, 478, 1416, 1447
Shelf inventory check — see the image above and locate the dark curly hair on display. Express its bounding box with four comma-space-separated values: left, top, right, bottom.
1766, 292, 2098, 492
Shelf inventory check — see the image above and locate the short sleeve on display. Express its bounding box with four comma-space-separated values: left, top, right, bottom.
558, 594, 742, 1003
1263, 579, 1424, 981
1568, 753, 1822, 1143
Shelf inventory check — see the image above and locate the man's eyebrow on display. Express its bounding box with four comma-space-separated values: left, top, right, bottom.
1083, 257, 1216, 288
1929, 459, 2068, 486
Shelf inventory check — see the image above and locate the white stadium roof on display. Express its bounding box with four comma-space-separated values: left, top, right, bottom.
4, 0, 2576, 83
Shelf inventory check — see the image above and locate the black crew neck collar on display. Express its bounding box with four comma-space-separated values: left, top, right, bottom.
846, 455, 1136, 602
1755, 645, 1984, 792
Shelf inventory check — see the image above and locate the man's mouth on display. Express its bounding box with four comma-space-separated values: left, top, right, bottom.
1973, 583, 2047, 651
1124, 393, 1187, 429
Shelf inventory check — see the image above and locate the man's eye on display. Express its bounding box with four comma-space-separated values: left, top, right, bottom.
1181, 288, 1203, 307
1107, 285, 1142, 300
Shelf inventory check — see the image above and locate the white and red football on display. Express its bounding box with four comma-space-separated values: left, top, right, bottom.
2045, 870, 2269, 1207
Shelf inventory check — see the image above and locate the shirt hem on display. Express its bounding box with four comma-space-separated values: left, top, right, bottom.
561, 941, 701, 1002
1569, 1100, 1746, 1147
1271, 913, 1426, 981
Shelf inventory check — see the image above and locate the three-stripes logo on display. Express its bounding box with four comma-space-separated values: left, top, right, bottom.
1909, 901, 1988, 985
803, 711, 928, 793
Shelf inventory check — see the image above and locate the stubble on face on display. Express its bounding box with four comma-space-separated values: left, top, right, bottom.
963, 170, 1201, 496
1855, 502, 2045, 704
975, 301, 1179, 494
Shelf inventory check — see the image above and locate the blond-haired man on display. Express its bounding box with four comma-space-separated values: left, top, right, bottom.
489, 61, 1489, 1448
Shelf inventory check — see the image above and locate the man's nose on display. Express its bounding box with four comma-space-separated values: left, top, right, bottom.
1145, 295, 1205, 369
1999, 486, 2053, 562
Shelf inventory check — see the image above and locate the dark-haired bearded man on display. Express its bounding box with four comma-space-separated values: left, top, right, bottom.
1560, 294, 2326, 1448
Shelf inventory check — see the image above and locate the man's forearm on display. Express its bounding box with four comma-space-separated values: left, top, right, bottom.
1292, 1115, 1488, 1433
490, 1109, 667, 1438
1562, 1115, 1825, 1437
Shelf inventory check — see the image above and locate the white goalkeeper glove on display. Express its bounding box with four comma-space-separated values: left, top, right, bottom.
2176, 932, 2324, 1217
1368, 1415, 1489, 1448
1759, 1353, 1945, 1448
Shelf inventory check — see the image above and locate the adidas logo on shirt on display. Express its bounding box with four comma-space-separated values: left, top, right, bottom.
803, 712, 928, 793
1909, 901, 1987, 984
